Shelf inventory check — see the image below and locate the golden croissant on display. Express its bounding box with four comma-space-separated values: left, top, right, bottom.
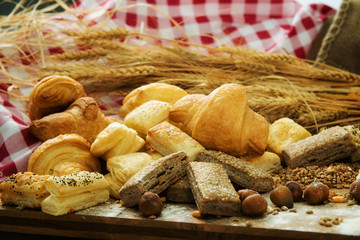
28, 75, 87, 121
28, 134, 102, 176
169, 83, 269, 156
30, 97, 112, 143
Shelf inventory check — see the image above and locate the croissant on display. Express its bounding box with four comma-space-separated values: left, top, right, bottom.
28, 75, 87, 121
28, 134, 102, 176
169, 83, 269, 156
30, 97, 112, 143
118, 82, 188, 117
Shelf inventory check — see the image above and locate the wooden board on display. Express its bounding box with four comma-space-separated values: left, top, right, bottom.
1, 191, 359, 240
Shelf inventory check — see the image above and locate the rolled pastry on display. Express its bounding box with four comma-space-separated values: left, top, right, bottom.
41, 171, 110, 216
28, 134, 102, 176
28, 75, 87, 121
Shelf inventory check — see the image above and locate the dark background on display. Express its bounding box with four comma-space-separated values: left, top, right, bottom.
0, 1, 72, 16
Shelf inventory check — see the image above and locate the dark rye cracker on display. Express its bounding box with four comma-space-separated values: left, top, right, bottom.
186, 161, 241, 216
166, 176, 194, 203
196, 150, 273, 192
118, 151, 187, 207
283, 126, 357, 169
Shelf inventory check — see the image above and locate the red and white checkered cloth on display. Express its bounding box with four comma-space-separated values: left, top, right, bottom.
0, 0, 336, 182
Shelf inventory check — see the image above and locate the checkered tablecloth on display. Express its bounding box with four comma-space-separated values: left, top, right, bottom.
0, 0, 336, 182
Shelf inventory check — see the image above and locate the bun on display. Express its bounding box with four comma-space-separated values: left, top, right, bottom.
118, 83, 187, 117
169, 83, 269, 156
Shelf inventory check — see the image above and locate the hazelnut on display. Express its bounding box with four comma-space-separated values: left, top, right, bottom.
304, 182, 329, 205
237, 189, 258, 202
138, 192, 163, 217
285, 181, 303, 202
241, 194, 268, 217
270, 185, 293, 208
349, 179, 360, 202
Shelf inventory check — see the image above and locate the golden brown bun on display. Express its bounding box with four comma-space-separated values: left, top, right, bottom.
30, 97, 112, 143
169, 83, 269, 156
146, 121, 205, 161
0, 172, 50, 208
118, 83, 188, 117
41, 171, 109, 216
28, 134, 102, 176
28, 75, 87, 121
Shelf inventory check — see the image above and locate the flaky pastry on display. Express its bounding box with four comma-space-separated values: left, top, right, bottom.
41, 171, 109, 216
146, 121, 205, 161
30, 97, 112, 143
169, 83, 269, 156
124, 100, 171, 138
118, 82, 187, 117
28, 75, 87, 121
267, 117, 311, 156
105, 152, 155, 199
90, 122, 145, 160
28, 134, 102, 176
0, 172, 50, 208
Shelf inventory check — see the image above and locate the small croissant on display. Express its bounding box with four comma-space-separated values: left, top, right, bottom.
169, 83, 269, 156
30, 97, 112, 143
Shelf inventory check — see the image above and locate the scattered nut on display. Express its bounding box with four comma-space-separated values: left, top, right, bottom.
285, 181, 303, 202
270, 185, 294, 208
241, 194, 268, 217
349, 179, 360, 202
138, 192, 163, 217
237, 189, 258, 202
306, 210, 313, 214
280, 206, 288, 211
304, 182, 329, 205
192, 210, 201, 218
289, 209, 297, 213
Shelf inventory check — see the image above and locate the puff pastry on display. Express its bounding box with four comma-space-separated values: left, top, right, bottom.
0, 172, 50, 208
118, 83, 188, 117
30, 97, 112, 143
28, 75, 87, 121
28, 134, 102, 176
267, 117, 311, 156
90, 122, 145, 160
105, 152, 155, 199
244, 151, 281, 173
41, 171, 110, 216
169, 83, 269, 156
124, 100, 171, 138
146, 121, 205, 161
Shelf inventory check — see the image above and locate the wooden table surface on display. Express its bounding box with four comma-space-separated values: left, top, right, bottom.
1, 190, 359, 240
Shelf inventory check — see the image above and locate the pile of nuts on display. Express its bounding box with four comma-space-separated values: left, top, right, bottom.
273, 163, 360, 189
